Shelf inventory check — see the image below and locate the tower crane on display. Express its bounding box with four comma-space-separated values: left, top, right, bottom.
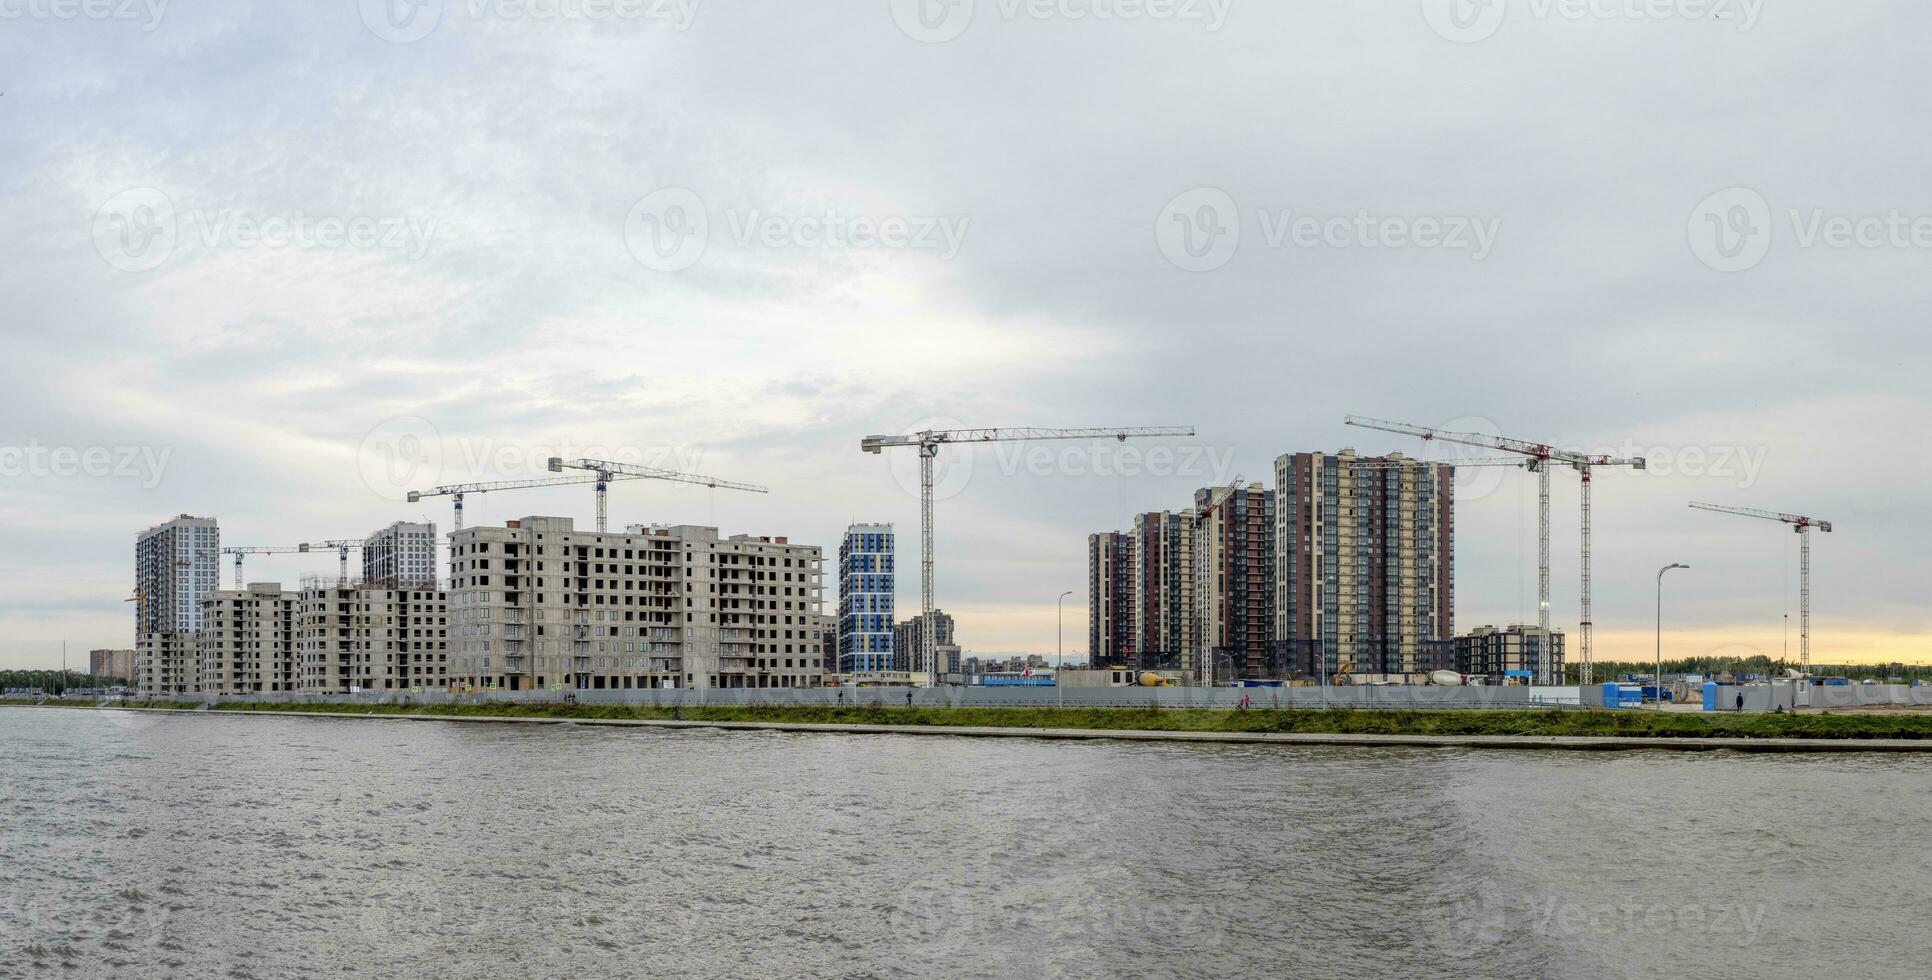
409, 474, 632, 530
125, 587, 147, 635
313, 540, 365, 584
862, 426, 1196, 686
1348, 455, 1527, 470
1688, 502, 1833, 670
547, 457, 769, 533
220, 544, 315, 589
1344, 415, 1648, 685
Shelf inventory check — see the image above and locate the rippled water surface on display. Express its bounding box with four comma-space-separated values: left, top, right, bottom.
4, 708, 1930, 978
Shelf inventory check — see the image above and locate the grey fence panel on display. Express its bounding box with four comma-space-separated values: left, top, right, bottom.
184, 685, 1588, 712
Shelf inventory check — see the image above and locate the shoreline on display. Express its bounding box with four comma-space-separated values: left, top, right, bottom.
10, 703, 1932, 753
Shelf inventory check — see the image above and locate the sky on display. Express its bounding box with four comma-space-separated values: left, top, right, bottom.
1, 0, 1927, 671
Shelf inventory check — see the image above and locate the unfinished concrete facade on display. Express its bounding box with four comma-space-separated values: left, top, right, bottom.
297, 583, 448, 693
197, 583, 298, 695
444, 517, 825, 693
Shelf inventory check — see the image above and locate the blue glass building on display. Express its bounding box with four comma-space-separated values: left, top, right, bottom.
838, 523, 895, 673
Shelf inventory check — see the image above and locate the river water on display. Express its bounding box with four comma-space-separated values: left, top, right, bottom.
2, 708, 1928, 979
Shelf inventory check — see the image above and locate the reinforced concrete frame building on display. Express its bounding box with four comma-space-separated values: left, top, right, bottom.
197, 583, 298, 696
296, 581, 449, 693
444, 516, 824, 692
1456, 624, 1565, 681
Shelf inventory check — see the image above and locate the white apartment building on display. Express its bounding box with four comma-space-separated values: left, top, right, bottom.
297, 582, 449, 693
363, 521, 439, 588
135, 514, 221, 634
196, 583, 298, 695
444, 516, 825, 692
134, 515, 220, 696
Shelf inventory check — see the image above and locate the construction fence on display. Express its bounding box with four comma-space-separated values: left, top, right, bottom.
168, 684, 1592, 711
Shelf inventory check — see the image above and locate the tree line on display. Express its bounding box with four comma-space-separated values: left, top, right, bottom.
1568, 656, 1930, 684
0, 670, 130, 695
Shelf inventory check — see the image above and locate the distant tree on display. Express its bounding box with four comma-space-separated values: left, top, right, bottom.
0, 670, 129, 695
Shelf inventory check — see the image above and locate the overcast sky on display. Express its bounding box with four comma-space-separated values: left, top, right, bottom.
2, 0, 1927, 671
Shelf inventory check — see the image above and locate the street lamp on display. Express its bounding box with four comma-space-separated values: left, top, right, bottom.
1657, 563, 1689, 710
1056, 590, 1073, 708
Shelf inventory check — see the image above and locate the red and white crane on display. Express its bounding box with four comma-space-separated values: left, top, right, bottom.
862, 426, 1196, 685
1344, 415, 1648, 684
1688, 502, 1833, 670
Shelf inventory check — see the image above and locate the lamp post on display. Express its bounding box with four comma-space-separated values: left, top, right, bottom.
1057, 590, 1072, 708
1657, 563, 1689, 710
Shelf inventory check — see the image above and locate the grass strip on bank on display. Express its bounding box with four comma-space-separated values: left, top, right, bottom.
18, 699, 1932, 740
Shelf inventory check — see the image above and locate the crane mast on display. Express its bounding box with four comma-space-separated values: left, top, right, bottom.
1345, 415, 1646, 685
1688, 502, 1833, 670
312, 539, 366, 584
863, 425, 1195, 686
